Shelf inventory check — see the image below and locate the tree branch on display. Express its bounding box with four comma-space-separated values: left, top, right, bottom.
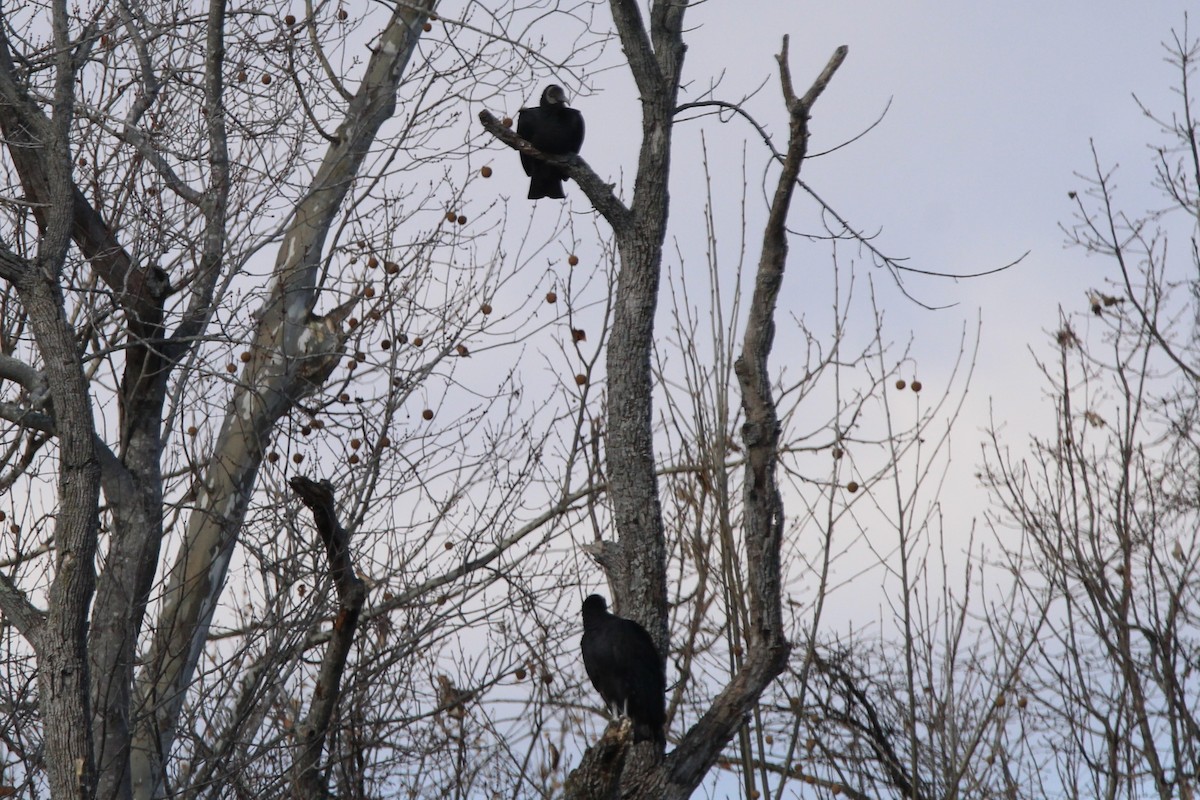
287, 476, 366, 800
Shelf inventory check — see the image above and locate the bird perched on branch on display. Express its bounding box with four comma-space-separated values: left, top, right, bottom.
517, 84, 585, 200
580, 594, 666, 744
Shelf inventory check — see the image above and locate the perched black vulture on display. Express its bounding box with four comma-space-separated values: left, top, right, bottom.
580, 594, 666, 744
516, 84, 585, 200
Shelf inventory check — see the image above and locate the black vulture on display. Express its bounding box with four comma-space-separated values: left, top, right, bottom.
580, 594, 666, 744
516, 84, 585, 200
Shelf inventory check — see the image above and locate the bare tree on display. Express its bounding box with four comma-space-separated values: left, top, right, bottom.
483, 4, 876, 793
0, 1, 612, 797
980, 23, 1200, 800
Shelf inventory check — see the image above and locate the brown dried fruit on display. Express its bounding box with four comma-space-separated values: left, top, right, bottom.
545, 291, 557, 303
456, 215, 467, 225
337, 8, 347, 20
338, 393, 350, 403
481, 166, 493, 178
422, 409, 434, 420
292, 453, 304, 463
911, 380, 923, 392
380, 436, 391, 447
240, 351, 251, 362
261, 74, 272, 85
445, 211, 457, 222
267, 451, 279, 463
412, 336, 423, 346
574, 374, 587, 386
285, 13, 296, 25
364, 285, 375, 298
381, 340, 391, 350
568, 254, 579, 266
423, 22, 432, 32
350, 438, 361, 450
384, 260, 399, 274
895, 379, 906, 390
501, 117, 513, 128
367, 255, 379, 268
481, 302, 492, 315
226, 363, 236, 373
846, 481, 859, 493
348, 454, 359, 465
571, 328, 586, 342
456, 344, 470, 357
515, 667, 527, 680
444, 541, 453, 550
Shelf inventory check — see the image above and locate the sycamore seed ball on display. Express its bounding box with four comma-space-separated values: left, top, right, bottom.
847, 481, 859, 493
502, 117, 513, 128
574, 374, 587, 386
412, 336, 423, 346
481, 302, 492, 315
292, 453, 304, 463
445, 211, 456, 222
422, 409, 434, 420
423, 22, 432, 31
337, 8, 347, 20
481, 166, 493, 178
545, 291, 557, 303
568, 254, 579, 266
912, 380, 923, 393
895, 379, 906, 390
285, 13, 295, 25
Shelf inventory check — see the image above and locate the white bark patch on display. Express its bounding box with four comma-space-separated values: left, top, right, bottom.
236, 390, 256, 419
